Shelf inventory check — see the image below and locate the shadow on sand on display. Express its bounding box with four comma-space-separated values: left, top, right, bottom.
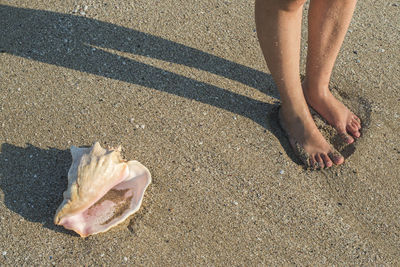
0, 143, 73, 235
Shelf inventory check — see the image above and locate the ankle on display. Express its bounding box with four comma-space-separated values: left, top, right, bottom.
302, 78, 330, 98
279, 103, 321, 141
280, 101, 312, 124
303, 86, 331, 104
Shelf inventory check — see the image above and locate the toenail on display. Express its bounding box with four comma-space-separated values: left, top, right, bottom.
328, 150, 344, 165
340, 133, 353, 143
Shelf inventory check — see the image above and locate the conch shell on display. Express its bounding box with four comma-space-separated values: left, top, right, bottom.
54, 142, 151, 237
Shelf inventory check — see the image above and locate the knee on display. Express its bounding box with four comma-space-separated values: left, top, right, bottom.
258, 0, 307, 12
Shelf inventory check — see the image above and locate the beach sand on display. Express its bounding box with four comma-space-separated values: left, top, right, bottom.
0, 0, 399, 265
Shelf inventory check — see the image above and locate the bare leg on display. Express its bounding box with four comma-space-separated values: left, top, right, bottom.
304, 0, 361, 144
255, 0, 343, 168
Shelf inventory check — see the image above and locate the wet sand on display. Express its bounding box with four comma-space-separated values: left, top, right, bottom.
1, 0, 399, 265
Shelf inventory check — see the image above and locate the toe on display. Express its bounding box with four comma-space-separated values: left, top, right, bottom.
351, 121, 361, 137
339, 131, 354, 144
352, 116, 361, 129
321, 153, 333, 168
351, 120, 360, 130
347, 123, 360, 138
309, 155, 324, 169
315, 154, 325, 169
309, 156, 316, 169
328, 150, 344, 165
353, 115, 361, 125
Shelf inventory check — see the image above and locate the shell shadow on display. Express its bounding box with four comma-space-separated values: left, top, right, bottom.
0, 143, 75, 235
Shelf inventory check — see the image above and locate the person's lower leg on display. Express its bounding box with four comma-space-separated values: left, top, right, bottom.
255, 0, 344, 167
304, 0, 361, 143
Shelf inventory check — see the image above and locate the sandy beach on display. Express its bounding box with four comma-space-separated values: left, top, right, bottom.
1, 0, 399, 265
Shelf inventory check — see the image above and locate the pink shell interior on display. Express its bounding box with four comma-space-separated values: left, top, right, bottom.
58, 160, 151, 237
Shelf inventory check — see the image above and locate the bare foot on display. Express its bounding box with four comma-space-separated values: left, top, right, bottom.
303, 83, 361, 144
279, 104, 344, 169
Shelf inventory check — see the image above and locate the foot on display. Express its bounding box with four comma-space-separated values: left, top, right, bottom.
279, 105, 344, 169
303, 83, 361, 144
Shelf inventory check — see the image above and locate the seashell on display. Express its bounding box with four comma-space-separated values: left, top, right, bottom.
54, 142, 151, 237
